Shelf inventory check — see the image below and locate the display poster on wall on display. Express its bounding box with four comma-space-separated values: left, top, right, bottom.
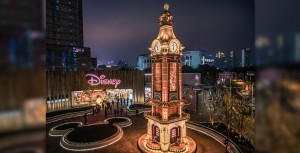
145, 87, 152, 100
72, 89, 133, 106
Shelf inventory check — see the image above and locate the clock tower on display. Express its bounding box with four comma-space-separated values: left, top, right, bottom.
138, 3, 196, 153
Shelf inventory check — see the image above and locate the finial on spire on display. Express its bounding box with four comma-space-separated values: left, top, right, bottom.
164, 3, 169, 11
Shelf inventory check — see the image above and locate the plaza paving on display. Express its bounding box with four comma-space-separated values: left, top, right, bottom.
46, 106, 225, 153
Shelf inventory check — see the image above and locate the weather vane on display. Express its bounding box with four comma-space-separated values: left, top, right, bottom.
164, 3, 169, 11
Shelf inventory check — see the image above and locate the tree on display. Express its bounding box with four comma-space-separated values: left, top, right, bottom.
217, 93, 234, 149
204, 88, 223, 127
231, 98, 254, 141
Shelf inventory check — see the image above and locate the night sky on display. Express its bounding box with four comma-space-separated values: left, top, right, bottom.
82, 0, 254, 66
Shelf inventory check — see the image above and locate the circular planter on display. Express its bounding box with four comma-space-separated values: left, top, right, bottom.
105, 117, 132, 127
49, 122, 82, 137
59, 117, 132, 151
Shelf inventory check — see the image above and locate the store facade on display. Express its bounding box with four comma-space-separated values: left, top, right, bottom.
47, 70, 145, 112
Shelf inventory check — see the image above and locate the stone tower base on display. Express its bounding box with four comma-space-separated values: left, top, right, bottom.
138, 134, 197, 153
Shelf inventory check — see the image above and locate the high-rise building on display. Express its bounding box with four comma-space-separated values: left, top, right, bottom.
46, 0, 92, 71
295, 33, 300, 63
241, 48, 251, 68
227, 50, 237, 70
138, 4, 196, 153
90, 57, 97, 69
214, 51, 226, 69
0, 0, 44, 69
137, 54, 151, 70
117, 59, 129, 69
182, 50, 214, 68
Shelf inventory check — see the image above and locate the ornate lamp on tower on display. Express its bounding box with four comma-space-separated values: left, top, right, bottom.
138, 3, 196, 153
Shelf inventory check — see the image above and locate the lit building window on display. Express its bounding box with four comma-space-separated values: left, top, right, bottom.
155, 63, 161, 91
169, 62, 176, 91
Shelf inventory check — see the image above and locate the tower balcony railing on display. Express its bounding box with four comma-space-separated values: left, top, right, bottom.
144, 111, 190, 124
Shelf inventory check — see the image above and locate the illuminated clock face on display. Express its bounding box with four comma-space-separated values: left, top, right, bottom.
170, 42, 178, 52
154, 42, 161, 53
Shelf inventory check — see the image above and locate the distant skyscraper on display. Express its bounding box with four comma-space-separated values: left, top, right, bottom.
295, 33, 300, 63
90, 57, 97, 69
0, 0, 43, 69
214, 51, 226, 69
227, 50, 237, 70
241, 48, 251, 68
117, 59, 129, 69
137, 54, 151, 70
182, 50, 214, 68
46, 0, 92, 71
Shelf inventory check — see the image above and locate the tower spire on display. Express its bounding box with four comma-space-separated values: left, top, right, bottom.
164, 3, 169, 11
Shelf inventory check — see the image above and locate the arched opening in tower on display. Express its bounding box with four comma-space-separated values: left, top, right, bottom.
152, 124, 160, 143
170, 126, 181, 144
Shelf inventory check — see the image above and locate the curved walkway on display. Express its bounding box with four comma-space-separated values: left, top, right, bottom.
48, 117, 131, 151
46, 108, 226, 153
187, 123, 240, 153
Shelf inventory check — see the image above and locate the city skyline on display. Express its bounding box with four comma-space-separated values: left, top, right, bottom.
83, 0, 254, 66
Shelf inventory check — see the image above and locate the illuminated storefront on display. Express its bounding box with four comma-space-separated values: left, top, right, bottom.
71, 89, 133, 107
46, 70, 144, 112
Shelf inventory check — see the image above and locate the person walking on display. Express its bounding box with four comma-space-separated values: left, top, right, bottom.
105, 107, 107, 118
84, 113, 88, 124
112, 100, 114, 107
